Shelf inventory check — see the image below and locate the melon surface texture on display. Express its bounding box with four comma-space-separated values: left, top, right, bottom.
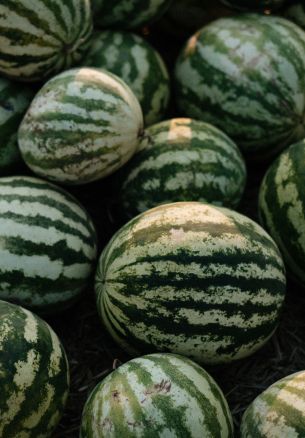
95, 202, 286, 365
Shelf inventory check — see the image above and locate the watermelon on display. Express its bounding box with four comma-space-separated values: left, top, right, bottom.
80, 353, 234, 437
220, 0, 284, 11
0, 176, 97, 314
0, 78, 33, 174
119, 118, 247, 220
0, 300, 69, 437
0, 0, 92, 82
95, 201, 286, 365
241, 370, 305, 437
83, 30, 170, 126
175, 14, 305, 159
283, 2, 305, 30
258, 140, 305, 288
92, 0, 172, 29
18, 67, 144, 185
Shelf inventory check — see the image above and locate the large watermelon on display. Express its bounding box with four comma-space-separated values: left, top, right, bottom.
241, 370, 305, 437
0, 300, 69, 437
0, 0, 92, 82
258, 140, 305, 288
18, 68, 144, 185
120, 118, 247, 219
83, 30, 170, 126
95, 202, 286, 365
80, 353, 234, 437
0, 176, 97, 313
0, 77, 33, 174
92, 0, 172, 29
175, 14, 305, 159
221, 0, 284, 11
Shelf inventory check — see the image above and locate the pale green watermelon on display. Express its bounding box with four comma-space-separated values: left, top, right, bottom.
0, 77, 33, 174
0, 176, 97, 314
241, 370, 305, 437
259, 140, 305, 288
83, 30, 170, 126
95, 202, 286, 365
18, 68, 144, 185
0, 300, 69, 437
0, 0, 93, 82
81, 353, 234, 437
120, 118, 247, 219
175, 14, 305, 158
92, 0, 172, 29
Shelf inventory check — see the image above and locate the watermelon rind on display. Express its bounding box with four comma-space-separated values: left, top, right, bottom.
0, 300, 70, 437
80, 353, 234, 438
95, 201, 286, 365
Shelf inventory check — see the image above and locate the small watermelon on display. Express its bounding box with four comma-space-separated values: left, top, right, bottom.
0, 300, 69, 437
80, 353, 234, 437
119, 118, 247, 219
220, 0, 284, 11
241, 370, 305, 437
95, 202, 286, 365
175, 14, 305, 159
0, 78, 33, 174
0, 176, 97, 313
83, 30, 170, 126
18, 68, 144, 185
258, 140, 305, 288
0, 0, 92, 82
92, 0, 172, 29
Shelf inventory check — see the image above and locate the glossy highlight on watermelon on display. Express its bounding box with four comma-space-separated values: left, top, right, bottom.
120, 118, 247, 219
258, 140, 305, 288
18, 67, 144, 185
0, 176, 97, 314
0, 300, 70, 438
95, 202, 286, 365
83, 30, 170, 126
241, 370, 305, 437
175, 14, 305, 159
80, 353, 234, 438
0, 0, 93, 82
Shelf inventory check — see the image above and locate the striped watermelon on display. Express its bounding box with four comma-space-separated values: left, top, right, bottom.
83, 30, 170, 126
0, 78, 33, 174
95, 202, 286, 365
18, 67, 144, 185
241, 371, 305, 437
0, 0, 92, 82
92, 0, 172, 29
258, 140, 305, 288
0, 300, 69, 437
80, 353, 234, 437
283, 2, 305, 30
120, 118, 247, 220
220, 0, 284, 10
175, 14, 305, 158
0, 176, 97, 314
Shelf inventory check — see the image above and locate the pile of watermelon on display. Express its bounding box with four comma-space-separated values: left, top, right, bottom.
1, 0, 305, 436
